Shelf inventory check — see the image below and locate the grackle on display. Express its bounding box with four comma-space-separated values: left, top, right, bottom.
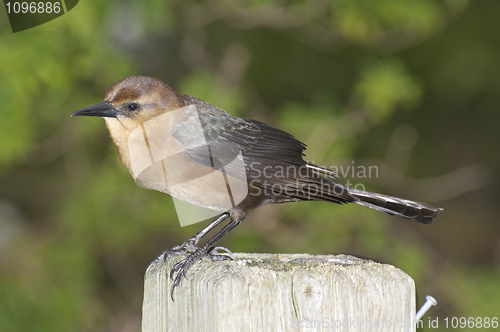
72, 76, 442, 299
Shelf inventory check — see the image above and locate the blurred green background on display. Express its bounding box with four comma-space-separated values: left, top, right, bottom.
1, 0, 499, 331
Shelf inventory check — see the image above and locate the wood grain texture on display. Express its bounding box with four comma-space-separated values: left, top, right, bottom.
142, 253, 415, 332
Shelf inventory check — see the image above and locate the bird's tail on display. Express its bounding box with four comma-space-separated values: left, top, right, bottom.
347, 187, 442, 224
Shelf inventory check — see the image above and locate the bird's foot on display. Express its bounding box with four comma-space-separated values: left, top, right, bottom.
158, 236, 200, 260
147, 237, 201, 271
169, 244, 233, 300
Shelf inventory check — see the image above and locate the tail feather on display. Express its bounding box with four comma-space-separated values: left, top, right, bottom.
348, 187, 442, 224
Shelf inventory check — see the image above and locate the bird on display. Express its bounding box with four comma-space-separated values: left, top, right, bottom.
72, 76, 442, 298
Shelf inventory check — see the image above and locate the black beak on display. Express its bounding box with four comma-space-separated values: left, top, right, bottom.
71, 100, 119, 118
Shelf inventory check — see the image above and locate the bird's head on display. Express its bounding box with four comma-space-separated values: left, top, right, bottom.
72, 76, 183, 131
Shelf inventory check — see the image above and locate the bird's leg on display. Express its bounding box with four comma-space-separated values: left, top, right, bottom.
169, 217, 243, 300
161, 212, 230, 257
148, 213, 231, 272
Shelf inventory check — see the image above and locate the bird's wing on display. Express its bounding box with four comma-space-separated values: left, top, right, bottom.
171, 97, 303, 177
171, 100, 262, 181
176, 123, 350, 203
224, 120, 351, 203
172, 95, 351, 203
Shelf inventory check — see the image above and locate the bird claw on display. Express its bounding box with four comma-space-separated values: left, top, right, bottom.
159, 237, 199, 261
169, 244, 233, 300
209, 246, 232, 255
146, 238, 201, 273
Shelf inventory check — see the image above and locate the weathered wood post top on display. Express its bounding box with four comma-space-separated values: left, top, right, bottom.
142, 253, 416, 332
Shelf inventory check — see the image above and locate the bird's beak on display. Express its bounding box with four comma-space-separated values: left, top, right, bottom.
71, 100, 119, 118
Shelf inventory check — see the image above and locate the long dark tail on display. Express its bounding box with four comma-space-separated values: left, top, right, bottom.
347, 187, 442, 224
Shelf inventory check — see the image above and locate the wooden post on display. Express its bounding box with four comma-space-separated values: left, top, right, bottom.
142, 253, 416, 332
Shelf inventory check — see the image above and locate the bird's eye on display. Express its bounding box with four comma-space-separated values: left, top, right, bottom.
128, 103, 139, 111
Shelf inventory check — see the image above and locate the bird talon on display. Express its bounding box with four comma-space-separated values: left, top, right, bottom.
169, 244, 233, 300
163, 238, 199, 258
209, 246, 232, 254
170, 261, 182, 280
209, 254, 233, 262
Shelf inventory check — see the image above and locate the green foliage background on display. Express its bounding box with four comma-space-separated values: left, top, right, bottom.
1, 0, 499, 331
